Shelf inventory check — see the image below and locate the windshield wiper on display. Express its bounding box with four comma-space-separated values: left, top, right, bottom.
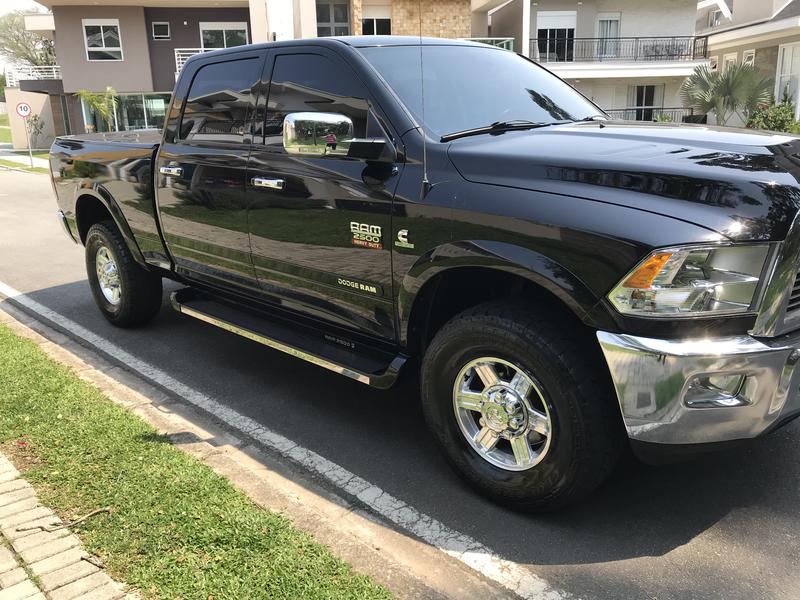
440, 120, 568, 143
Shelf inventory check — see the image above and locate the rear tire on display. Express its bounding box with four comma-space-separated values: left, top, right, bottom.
85, 221, 162, 327
420, 301, 623, 511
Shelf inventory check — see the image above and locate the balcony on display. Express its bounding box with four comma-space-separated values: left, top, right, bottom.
604, 107, 697, 122
4, 65, 62, 88
463, 37, 515, 51
175, 48, 216, 76
531, 36, 708, 63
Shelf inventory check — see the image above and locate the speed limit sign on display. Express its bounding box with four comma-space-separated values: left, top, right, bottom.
15, 102, 32, 119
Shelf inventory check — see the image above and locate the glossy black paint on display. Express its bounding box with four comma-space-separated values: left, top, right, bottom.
49, 37, 800, 368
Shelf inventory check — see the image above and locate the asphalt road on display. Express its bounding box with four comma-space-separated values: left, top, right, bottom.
2, 168, 799, 600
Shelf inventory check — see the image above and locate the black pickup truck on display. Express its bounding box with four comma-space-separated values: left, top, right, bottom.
50, 36, 800, 510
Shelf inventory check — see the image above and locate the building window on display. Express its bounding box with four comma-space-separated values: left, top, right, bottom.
536, 11, 576, 62
316, 0, 350, 37
199, 22, 248, 50
596, 12, 620, 57
776, 42, 800, 116
710, 56, 719, 71
152, 22, 170, 40
627, 84, 664, 121
708, 9, 723, 28
82, 19, 123, 61
743, 49, 755, 67
362, 18, 390, 34
81, 92, 171, 133
723, 52, 737, 71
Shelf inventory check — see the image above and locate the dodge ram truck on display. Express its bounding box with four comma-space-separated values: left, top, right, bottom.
50, 37, 800, 510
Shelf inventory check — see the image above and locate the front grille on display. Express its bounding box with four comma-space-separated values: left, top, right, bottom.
788, 270, 800, 313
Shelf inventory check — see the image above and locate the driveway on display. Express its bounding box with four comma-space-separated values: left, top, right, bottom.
1, 169, 798, 600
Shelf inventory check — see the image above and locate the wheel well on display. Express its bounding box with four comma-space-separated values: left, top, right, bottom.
75, 195, 113, 244
407, 267, 589, 357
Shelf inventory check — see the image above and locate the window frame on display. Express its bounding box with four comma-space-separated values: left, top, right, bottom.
152, 21, 171, 40
743, 49, 755, 67
316, 0, 351, 37
723, 52, 738, 71
708, 9, 723, 28
198, 22, 249, 50
178, 55, 262, 147
82, 18, 123, 62
709, 55, 719, 71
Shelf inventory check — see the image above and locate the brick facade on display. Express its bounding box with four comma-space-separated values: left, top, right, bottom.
350, 0, 471, 38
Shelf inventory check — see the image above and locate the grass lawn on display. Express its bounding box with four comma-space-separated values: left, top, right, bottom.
0, 324, 392, 600
0, 159, 49, 175
0, 113, 8, 127
0, 127, 10, 144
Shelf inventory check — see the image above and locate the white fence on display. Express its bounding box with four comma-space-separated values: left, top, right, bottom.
4, 65, 62, 88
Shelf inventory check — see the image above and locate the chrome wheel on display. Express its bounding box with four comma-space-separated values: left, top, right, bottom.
95, 246, 121, 305
453, 357, 552, 471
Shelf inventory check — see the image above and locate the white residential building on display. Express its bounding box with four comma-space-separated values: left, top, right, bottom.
490, 0, 708, 121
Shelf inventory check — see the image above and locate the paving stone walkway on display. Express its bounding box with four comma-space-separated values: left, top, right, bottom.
0, 453, 133, 600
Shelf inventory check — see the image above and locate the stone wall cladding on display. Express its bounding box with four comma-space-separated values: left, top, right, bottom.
391, 0, 471, 38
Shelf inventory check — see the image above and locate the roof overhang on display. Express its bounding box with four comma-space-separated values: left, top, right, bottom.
708, 16, 800, 50
35, 0, 248, 7
472, 0, 513, 14
697, 0, 732, 20
544, 60, 709, 79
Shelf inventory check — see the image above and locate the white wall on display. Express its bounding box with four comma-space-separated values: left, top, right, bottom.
4, 89, 56, 150
572, 77, 685, 112
529, 0, 697, 38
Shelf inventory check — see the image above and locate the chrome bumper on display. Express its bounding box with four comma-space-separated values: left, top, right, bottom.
597, 330, 800, 445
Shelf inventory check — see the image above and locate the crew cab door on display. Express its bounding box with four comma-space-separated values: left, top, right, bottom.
155, 50, 264, 293
246, 48, 401, 339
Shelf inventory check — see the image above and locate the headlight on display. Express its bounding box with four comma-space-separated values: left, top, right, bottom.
609, 244, 771, 317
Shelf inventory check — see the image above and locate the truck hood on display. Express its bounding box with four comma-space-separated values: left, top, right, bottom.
446, 121, 800, 242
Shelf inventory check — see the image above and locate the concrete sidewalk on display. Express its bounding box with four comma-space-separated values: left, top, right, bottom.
0, 453, 134, 600
0, 150, 48, 170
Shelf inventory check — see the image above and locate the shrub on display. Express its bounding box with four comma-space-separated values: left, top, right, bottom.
746, 102, 798, 132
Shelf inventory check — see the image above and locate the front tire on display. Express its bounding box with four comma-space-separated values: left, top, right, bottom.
420, 301, 623, 511
85, 221, 162, 327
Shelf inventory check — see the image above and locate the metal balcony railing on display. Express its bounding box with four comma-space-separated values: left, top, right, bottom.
463, 37, 515, 51
4, 65, 62, 87
175, 48, 215, 75
531, 36, 708, 63
603, 107, 694, 122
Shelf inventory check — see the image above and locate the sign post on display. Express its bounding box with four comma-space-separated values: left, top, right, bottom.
15, 102, 34, 169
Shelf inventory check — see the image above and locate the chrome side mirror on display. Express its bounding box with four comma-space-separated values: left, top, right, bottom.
283, 112, 354, 157
282, 112, 393, 161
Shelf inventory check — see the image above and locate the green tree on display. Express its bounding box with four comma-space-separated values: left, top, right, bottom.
681, 64, 773, 126
0, 73, 5, 102
75, 87, 118, 132
0, 11, 56, 67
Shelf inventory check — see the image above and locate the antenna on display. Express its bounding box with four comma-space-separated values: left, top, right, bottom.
418, 0, 431, 197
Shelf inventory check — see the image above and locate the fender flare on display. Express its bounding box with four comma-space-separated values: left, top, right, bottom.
73, 184, 148, 268
397, 240, 602, 346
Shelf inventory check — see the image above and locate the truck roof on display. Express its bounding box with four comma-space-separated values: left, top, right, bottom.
184, 36, 493, 66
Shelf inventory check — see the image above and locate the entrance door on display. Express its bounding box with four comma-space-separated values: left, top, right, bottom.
155, 51, 264, 292
536, 11, 576, 62
777, 42, 800, 118
246, 48, 400, 339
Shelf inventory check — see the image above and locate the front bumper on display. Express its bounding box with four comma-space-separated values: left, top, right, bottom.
597, 330, 800, 445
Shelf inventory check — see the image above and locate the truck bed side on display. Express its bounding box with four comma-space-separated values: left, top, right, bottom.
50, 132, 170, 270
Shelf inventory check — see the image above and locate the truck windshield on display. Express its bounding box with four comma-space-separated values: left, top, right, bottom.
359, 45, 602, 139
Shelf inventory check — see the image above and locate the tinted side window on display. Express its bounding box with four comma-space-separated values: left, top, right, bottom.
181, 57, 260, 144
265, 53, 369, 147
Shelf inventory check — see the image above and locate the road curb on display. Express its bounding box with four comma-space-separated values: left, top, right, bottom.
0, 300, 520, 600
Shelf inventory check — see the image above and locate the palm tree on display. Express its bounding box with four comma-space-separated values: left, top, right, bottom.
681, 64, 773, 126
75, 87, 118, 132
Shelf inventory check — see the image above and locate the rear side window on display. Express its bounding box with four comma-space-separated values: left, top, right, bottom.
181, 57, 260, 144
264, 53, 370, 147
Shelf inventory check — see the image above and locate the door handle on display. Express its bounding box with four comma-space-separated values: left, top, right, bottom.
159, 166, 183, 177
252, 177, 285, 190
